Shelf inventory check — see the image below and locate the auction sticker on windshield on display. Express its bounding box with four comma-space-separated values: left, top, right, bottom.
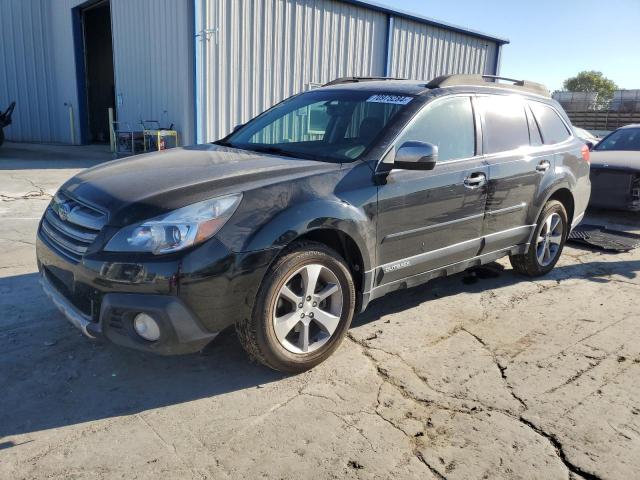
366, 94, 413, 105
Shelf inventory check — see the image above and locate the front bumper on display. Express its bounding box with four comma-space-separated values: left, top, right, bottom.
40, 270, 97, 338
40, 270, 217, 354
590, 168, 640, 211
37, 230, 279, 355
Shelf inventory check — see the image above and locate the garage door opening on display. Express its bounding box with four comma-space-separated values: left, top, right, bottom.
75, 0, 115, 144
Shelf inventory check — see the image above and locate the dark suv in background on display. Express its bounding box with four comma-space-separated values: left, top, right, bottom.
37, 74, 590, 372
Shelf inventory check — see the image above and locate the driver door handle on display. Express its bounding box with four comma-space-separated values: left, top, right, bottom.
536, 160, 551, 173
464, 172, 487, 188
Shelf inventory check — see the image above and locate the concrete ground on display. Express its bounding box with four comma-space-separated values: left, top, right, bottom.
1, 142, 639, 480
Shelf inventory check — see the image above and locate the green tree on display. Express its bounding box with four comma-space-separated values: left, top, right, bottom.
563, 71, 618, 105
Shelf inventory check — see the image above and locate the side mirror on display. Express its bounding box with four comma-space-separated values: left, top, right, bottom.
585, 140, 595, 150
394, 141, 438, 170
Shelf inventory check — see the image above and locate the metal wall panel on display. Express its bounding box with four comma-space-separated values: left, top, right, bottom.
0, 0, 81, 143
202, 0, 388, 141
0, 0, 194, 145
388, 16, 498, 81
2, 0, 504, 145
110, 0, 194, 145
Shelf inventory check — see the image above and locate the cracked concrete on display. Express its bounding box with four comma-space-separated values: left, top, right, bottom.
1, 143, 640, 479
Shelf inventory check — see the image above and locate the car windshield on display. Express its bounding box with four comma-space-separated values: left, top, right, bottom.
218, 90, 413, 162
594, 128, 640, 151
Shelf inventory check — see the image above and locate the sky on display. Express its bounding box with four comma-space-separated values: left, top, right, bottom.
378, 0, 640, 91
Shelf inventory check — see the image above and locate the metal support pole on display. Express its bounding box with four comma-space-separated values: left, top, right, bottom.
64, 103, 76, 145
108, 107, 115, 152
194, 0, 206, 144
384, 15, 394, 77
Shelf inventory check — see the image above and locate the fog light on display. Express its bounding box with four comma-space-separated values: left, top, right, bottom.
133, 313, 160, 341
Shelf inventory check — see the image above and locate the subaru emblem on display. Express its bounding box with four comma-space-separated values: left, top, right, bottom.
57, 203, 71, 221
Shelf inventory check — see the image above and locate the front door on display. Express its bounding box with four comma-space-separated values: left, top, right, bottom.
376, 95, 488, 287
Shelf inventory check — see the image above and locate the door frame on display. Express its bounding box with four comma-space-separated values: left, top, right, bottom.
71, 0, 115, 145
373, 93, 489, 286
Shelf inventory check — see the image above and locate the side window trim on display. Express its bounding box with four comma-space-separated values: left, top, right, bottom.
471, 95, 483, 157
525, 103, 543, 147
377, 94, 479, 168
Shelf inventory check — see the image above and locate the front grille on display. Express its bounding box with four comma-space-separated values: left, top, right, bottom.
40, 192, 107, 263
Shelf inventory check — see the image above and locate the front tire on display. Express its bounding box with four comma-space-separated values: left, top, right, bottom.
510, 200, 568, 276
236, 241, 356, 373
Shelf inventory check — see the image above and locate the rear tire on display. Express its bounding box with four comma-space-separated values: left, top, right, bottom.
236, 241, 356, 373
509, 200, 568, 277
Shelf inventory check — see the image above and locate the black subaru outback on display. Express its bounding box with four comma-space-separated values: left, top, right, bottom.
37, 75, 591, 372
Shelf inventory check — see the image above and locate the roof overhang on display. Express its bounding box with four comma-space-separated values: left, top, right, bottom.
340, 0, 510, 45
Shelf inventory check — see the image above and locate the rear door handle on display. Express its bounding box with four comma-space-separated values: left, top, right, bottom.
464, 172, 487, 188
536, 160, 551, 173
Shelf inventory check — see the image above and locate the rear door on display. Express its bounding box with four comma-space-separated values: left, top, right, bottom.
376, 95, 489, 286
476, 94, 549, 251
528, 100, 584, 219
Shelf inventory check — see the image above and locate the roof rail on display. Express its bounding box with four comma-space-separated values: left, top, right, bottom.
322, 76, 407, 87
426, 74, 550, 97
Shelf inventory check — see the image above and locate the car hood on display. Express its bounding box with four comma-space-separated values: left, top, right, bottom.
590, 150, 640, 170
61, 144, 341, 226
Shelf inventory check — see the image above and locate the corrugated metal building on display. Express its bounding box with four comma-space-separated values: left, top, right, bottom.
0, 0, 508, 146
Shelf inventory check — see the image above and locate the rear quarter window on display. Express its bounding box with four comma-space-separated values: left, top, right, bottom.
529, 101, 571, 145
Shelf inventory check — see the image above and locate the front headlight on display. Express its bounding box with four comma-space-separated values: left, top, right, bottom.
104, 193, 242, 254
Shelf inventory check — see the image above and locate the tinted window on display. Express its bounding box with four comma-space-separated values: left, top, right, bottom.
397, 96, 475, 162
594, 128, 640, 151
477, 95, 530, 154
529, 101, 571, 145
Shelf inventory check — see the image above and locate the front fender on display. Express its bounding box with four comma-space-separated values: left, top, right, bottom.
239, 199, 376, 271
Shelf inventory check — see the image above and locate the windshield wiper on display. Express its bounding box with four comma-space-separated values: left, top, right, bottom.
219, 143, 340, 162
245, 145, 304, 159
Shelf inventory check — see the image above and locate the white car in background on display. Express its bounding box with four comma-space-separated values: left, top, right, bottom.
589, 124, 640, 211
573, 126, 600, 149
